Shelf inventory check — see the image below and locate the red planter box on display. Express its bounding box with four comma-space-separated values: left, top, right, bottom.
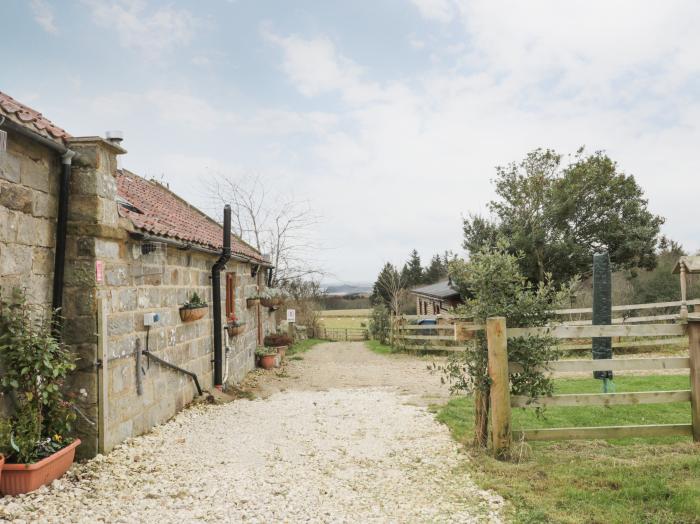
1, 439, 81, 495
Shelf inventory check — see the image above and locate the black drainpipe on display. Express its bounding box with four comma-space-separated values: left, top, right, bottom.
51, 149, 76, 339
212, 205, 231, 388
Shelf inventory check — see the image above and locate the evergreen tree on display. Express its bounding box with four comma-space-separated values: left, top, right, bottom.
423, 255, 447, 284
401, 249, 424, 287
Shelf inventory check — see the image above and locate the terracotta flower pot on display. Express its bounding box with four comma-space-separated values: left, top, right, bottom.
1, 439, 81, 495
226, 324, 246, 337
259, 354, 276, 369
179, 306, 207, 322
275, 345, 288, 359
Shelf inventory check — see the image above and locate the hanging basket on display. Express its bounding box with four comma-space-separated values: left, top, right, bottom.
260, 297, 283, 308
246, 298, 260, 308
179, 306, 207, 322
226, 324, 246, 337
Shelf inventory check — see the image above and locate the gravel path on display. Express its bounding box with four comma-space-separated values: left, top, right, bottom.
0, 342, 503, 523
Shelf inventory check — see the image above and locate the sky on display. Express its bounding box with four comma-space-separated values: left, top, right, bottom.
1, 0, 699, 285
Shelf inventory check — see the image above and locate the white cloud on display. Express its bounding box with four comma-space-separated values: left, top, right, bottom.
82, 0, 196, 59
30, 0, 58, 34
264, 5, 700, 279
410, 0, 455, 23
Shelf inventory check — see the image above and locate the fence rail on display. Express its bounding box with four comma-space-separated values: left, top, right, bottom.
486, 317, 700, 454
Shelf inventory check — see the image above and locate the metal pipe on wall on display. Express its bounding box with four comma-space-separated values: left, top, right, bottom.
212, 205, 231, 388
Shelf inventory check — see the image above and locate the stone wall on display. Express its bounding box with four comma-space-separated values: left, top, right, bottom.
93, 246, 274, 452
0, 131, 59, 308
0, 132, 276, 458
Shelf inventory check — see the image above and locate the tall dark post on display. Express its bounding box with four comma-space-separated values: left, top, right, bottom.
592, 252, 613, 383
212, 205, 231, 388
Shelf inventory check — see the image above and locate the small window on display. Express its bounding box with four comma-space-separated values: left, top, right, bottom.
225, 273, 235, 318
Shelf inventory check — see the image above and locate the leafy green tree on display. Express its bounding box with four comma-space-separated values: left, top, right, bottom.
463, 148, 664, 285
401, 249, 424, 287
441, 244, 568, 452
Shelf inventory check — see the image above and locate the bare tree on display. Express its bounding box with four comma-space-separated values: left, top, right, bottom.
206, 174, 322, 285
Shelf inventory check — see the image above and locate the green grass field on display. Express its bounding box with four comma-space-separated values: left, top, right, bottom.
316, 309, 370, 329
436, 374, 700, 523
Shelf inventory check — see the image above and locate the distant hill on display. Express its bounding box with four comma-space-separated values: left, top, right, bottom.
323, 283, 372, 296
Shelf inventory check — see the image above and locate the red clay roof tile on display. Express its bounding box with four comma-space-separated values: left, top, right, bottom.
0, 91, 71, 143
115, 169, 266, 262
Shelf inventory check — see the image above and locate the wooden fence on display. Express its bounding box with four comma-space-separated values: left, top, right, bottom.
317, 327, 369, 341
391, 298, 699, 354
486, 317, 700, 456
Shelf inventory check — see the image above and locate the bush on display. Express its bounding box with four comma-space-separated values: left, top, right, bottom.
0, 288, 77, 463
264, 333, 292, 347
440, 243, 569, 450
368, 304, 391, 345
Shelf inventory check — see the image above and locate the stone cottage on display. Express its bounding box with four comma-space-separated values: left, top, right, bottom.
0, 91, 277, 458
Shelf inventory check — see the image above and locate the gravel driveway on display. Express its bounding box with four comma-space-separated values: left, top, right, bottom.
0, 342, 503, 523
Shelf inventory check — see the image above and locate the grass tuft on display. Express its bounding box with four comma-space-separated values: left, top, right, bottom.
365, 339, 394, 355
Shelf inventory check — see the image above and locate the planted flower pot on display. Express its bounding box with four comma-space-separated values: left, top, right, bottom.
260, 297, 283, 308
275, 345, 288, 359
226, 323, 246, 337
259, 354, 276, 369
179, 306, 207, 322
1, 439, 81, 495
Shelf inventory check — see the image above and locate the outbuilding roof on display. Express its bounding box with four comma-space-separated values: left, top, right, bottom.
672, 256, 700, 274
116, 169, 267, 263
0, 90, 71, 144
410, 279, 460, 299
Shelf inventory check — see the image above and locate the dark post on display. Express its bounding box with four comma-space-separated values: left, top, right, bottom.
592, 252, 613, 385
212, 205, 232, 388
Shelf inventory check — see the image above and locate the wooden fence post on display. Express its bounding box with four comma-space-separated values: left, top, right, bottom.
688, 319, 700, 441
487, 316, 512, 458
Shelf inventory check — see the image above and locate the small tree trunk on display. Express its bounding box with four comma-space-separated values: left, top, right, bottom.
473, 389, 489, 448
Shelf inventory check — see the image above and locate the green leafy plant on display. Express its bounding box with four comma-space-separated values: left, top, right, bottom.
368, 304, 391, 345
254, 347, 277, 357
436, 242, 570, 450
182, 292, 207, 309
0, 288, 77, 463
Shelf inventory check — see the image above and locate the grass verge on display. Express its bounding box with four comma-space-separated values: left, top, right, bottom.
436, 374, 700, 523
287, 338, 325, 356
365, 339, 394, 355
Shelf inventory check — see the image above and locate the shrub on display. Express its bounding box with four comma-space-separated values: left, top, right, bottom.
264, 333, 292, 347
368, 304, 391, 345
440, 243, 570, 450
0, 288, 77, 463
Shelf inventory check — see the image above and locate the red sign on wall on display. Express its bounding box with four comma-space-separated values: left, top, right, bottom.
95, 260, 104, 283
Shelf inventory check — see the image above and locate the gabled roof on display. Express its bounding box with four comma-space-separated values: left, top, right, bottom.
672, 256, 700, 274
411, 279, 460, 299
0, 91, 71, 144
116, 170, 267, 263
